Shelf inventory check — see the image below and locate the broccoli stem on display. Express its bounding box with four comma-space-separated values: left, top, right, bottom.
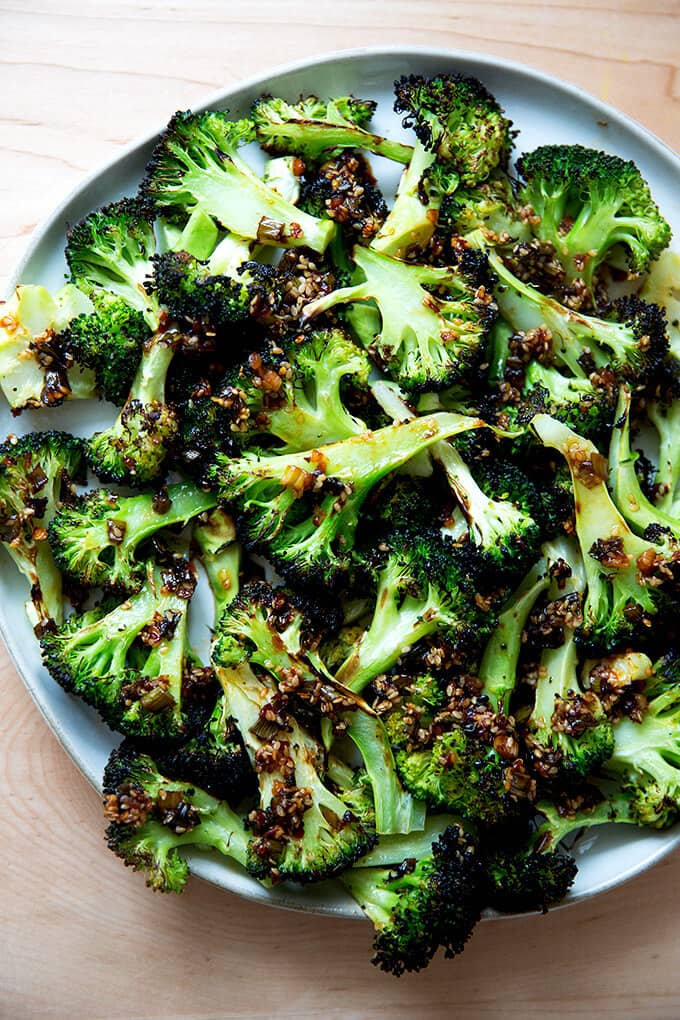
193, 510, 241, 624
648, 400, 680, 513
477, 558, 551, 713
608, 388, 680, 538
336, 559, 451, 693
355, 815, 458, 867
340, 867, 399, 927
371, 142, 439, 257
345, 711, 426, 835
3, 538, 65, 631
534, 791, 635, 852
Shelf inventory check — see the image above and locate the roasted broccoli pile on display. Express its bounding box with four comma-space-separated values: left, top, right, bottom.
2, 68, 678, 979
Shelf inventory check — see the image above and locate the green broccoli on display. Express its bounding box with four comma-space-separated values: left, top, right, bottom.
48, 480, 217, 593
303, 244, 497, 393
341, 823, 483, 975
142, 110, 335, 252
216, 328, 370, 453
372, 73, 513, 257
515, 145, 672, 288
103, 741, 257, 892
299, 152, 388, 244
149, 250, 252, 331
251, 94, 413, 164
211, 409, 485, 589
192, 508, 241, 625
0, 431, 85, 633
214, 660, 376, 882
467, 229, 669, 381
532, 414, 680, 651
41, 559, 214, 741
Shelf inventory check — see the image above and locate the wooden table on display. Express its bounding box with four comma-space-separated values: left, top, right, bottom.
2, 4, 679, 1017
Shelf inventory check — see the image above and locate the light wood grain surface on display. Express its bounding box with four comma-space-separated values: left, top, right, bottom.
2, 3, 679, 1018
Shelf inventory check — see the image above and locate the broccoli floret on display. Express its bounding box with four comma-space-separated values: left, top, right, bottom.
303, 244, 497, 393
342, 823, 483, 975
41, 559, 214, 740
62, 290, 149, 405
436, 442, 541, 580
211, 409, 485, 590
584, 649, 654, 721
142, 110, 335, 253
48, 480, 217, 593
212, 580, 374, 724
86, 330, 181, 486
192, 508, 241, 625
532, 414, 680, 651
299, 152, 388, 243
336, 529, 490, 693
640, 249, 680, 364
251, 94, 413, 165
214, 660, 376, 882
604, 676, 680, 827
149, 250, 252, 331
0, 284, 97, 410
515, 145, 672, 288
0, 431, 85, 633
609, 386, 680, 539
65, 198, 161, 329
153, 691, 256, 803
524, 543, 615, 782
520, 360, 618, 441
438, 173, 530, 241
216, 328, 370, 453
372, 73, 513, 258
103, 741, 255, 892
485, 787, 634, 913
469, 230, 669, 381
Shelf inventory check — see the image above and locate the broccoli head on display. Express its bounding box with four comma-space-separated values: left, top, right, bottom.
515, 144, 672, 287
103, 741, 255, 892
48, 480, 217, 593
150, 250, 252, 332
142, 110, 335, 253
42, 559, 215, 741
303, 244, 497, 393
0, 431, 85, 633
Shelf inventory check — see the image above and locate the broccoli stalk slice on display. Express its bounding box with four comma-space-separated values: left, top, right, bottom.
48, 480, 217, 593
87, 331, 180, 487
477, 556, 551, 713
345, 710, 426, 835
251, 95, 413, 164
0, 431, 85, 632
531, 414, 675, 649
516, 145, 672, 286
193, 509, 240, 624
371, 142, 444, 257
0, 284, 97, 410
609, 387, 680, 539
468, 230, 666, 378
341, 822, 482, 976
143, 111, 335, 253
648, 400, 680, 514
604, 685, 680, 828
640, 249, 680, 364
303, 245, 494, 392
104, 745, 252, 892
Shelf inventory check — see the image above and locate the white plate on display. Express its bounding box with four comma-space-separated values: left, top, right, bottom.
4, 47, 680, 920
